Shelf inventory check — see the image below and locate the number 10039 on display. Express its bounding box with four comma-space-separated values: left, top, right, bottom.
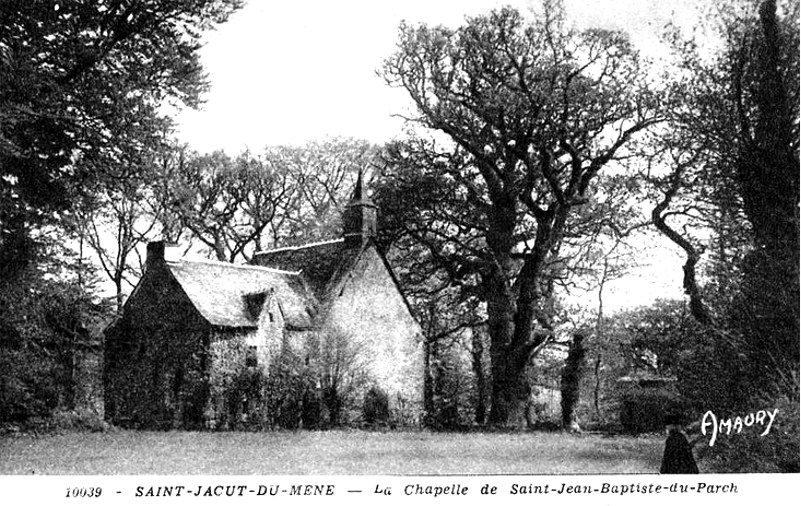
66, 487, 102, 498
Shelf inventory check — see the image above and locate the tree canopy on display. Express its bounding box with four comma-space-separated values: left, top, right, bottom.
0, 0, 242, 277
380, 6, 661, 424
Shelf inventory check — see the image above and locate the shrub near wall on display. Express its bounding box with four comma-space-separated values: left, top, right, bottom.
208, 331, 420, 430
210, 333, 324, 430
262, 354, 311, 429
208, 334, 249, 429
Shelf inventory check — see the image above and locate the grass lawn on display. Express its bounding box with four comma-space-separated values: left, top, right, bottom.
0, 430, 668, 475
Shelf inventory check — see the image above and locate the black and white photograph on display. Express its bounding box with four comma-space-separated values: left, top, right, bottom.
0, 0, 798, 500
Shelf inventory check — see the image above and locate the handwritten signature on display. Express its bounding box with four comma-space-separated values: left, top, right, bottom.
700, 408, 779, 447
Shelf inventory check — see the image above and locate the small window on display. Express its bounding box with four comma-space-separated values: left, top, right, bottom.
245, 346, 258, 367
268, 311, 274, 323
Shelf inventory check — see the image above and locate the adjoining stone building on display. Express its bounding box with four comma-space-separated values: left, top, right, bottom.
104, 177, 423, 429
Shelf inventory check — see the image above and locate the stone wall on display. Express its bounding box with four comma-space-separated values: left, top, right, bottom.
324, 246, 424, 424
104, 262, 211, 429
206, 299, 285, 429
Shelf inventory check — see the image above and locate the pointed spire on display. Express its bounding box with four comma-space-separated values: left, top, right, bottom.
349, 169, 374, 205
352, 169, 364, 201
343, 169, 377, 248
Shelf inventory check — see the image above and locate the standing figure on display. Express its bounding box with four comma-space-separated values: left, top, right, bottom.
660, 413, 700, 474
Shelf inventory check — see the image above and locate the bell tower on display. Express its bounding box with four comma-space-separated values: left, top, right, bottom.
342, 171, 377, 249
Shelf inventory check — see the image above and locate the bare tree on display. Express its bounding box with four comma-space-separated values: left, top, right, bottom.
164, 150, 296, 262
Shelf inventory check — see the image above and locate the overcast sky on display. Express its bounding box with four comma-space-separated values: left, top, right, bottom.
171, 0, 701, 311
174, 0, 699, 153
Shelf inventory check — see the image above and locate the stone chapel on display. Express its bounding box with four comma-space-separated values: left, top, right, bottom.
104, 175, 423, 429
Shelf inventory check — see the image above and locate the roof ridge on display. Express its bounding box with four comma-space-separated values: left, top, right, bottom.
168, 258, 301, 276
253, 238, 345, 256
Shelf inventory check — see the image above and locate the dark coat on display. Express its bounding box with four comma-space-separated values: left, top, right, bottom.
660, 430, 699, 474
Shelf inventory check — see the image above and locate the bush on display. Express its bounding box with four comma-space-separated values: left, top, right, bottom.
301, 389, 323, 429
1, 269, 107, 423
263, 356, 311, 429
363, 386, 390, 426
227, 367, 266, 430
619, 387, 686, 434
0, 348, 60, 421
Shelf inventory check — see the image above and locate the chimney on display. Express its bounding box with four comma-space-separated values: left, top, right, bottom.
145, 241, 165, 272
342, 170, 377, 249
146, 241, 180, 271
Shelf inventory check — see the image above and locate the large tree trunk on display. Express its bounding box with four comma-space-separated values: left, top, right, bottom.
487, 358, 531, 426
484, 205, 560, 426
485, 261, 532, 426
485, 285, 547, 426
560, 333, 586, 431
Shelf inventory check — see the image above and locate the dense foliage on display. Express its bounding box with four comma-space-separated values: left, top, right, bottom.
652, 0, 799, 395
0, 0, 242, 276
0, 0, 241, 424
644, 0, 798, 470
0, 238, 108, 423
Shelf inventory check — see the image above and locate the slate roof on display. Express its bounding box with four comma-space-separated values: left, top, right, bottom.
166, 259, 317, 329
152, 233, 409, 332
251, 239, 360, 298
253, 238, 416, 322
